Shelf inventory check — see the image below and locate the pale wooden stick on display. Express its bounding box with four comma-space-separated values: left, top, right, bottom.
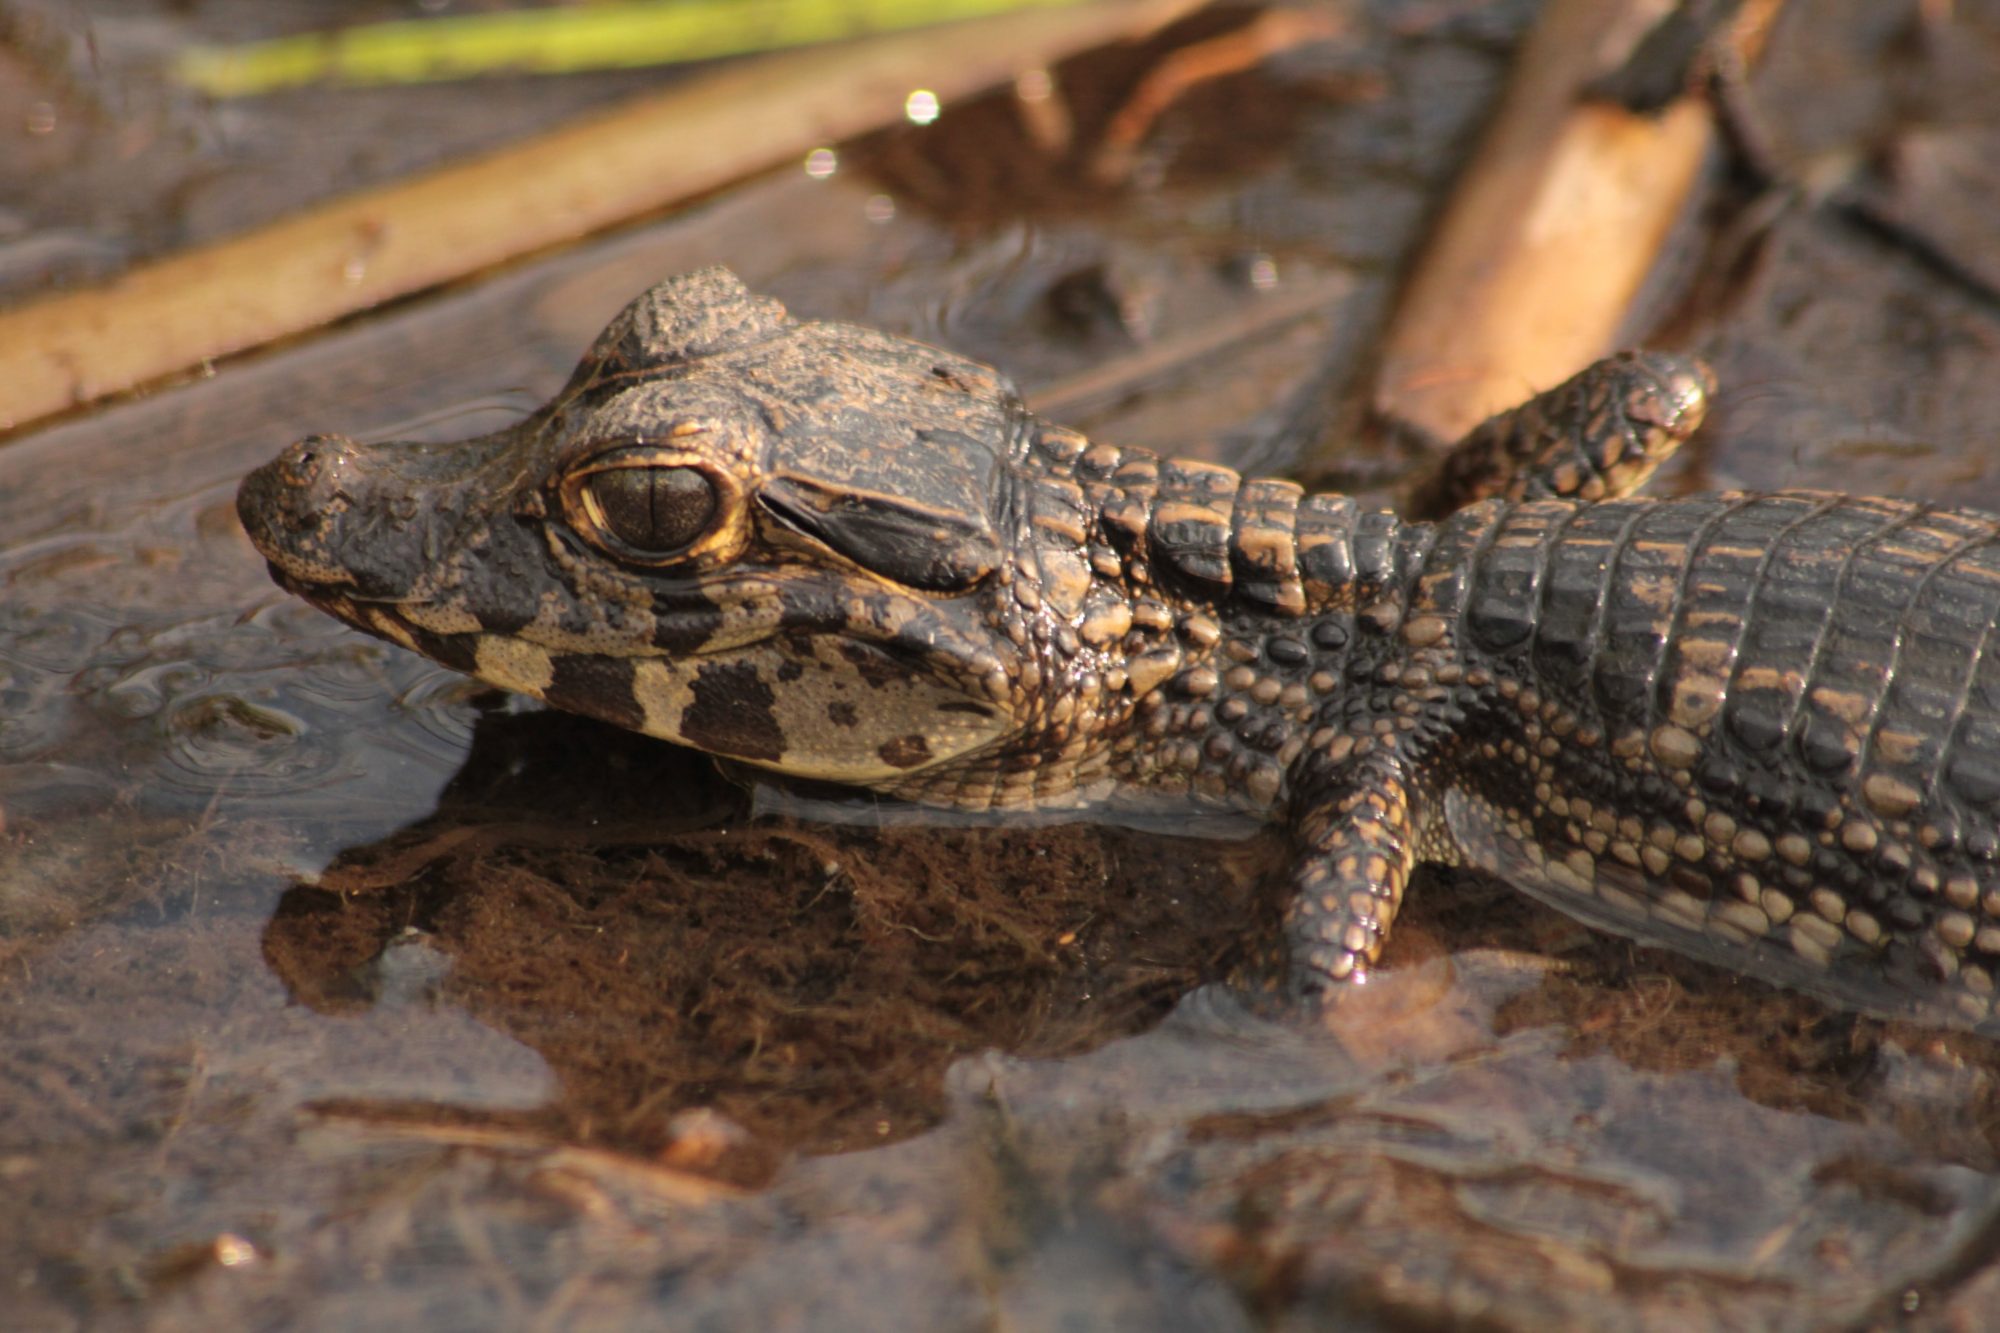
0, 0, 1201, 434
1374, 0, 1781, 445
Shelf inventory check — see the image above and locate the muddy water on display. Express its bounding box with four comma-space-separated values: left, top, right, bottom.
7, 2, 2000, 1328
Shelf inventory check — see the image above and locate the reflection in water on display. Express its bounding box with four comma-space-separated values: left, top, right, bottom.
232, 714, 2000, 1325
260, 710, 1284, 1169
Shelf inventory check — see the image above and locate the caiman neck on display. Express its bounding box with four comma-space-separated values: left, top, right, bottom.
881, 421, 1436, 813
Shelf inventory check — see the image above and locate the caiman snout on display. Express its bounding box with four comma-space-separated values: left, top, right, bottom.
237, 433, 362, 535
236, 432, 437, 601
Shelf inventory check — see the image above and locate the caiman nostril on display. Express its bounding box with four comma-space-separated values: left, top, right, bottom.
236, 433, 371, 555
283, 433, 360, 485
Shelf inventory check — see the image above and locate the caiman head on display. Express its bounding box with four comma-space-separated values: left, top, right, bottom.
238, 268, 1085, 799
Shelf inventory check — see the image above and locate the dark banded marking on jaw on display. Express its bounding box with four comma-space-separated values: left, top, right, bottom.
547, 655, 646, 732
878, 734, 932, 768
682, 661, 785, 761
653, 599, 728, 654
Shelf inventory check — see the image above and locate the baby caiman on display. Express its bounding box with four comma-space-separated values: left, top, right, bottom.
237, 268, 2000, 1030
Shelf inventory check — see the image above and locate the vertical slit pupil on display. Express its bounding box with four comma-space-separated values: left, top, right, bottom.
591, 466, 717, 554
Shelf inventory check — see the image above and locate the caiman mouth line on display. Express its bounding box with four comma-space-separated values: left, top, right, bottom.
267, 565, 424, 607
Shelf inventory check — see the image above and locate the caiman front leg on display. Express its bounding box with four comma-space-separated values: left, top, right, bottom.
1273, 749, 1434, 998
1258, 352, 1712, 1004
1404, 350, 1714, 519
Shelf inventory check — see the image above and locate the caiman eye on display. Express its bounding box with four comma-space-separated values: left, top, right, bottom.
580, 466, 717, 556
559, 437, 747, 567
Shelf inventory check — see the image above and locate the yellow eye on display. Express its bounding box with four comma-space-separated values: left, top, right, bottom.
578, 465, 718, 558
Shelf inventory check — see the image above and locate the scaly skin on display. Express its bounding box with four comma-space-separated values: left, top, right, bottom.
237, 268, 2000, 1030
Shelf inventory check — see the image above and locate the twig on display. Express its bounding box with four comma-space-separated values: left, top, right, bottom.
0, 0, 1202, 436
1372, 0, 1784, 446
